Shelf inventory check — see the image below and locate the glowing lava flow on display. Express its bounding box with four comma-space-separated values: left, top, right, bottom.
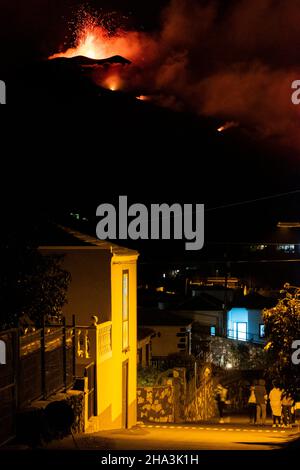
217, 121, 239, 133
136, 95, 150, 101
104, 74, 122, 91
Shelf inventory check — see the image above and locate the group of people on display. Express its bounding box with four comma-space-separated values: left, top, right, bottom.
215, 379, 297, 427
248, 379, 295, 427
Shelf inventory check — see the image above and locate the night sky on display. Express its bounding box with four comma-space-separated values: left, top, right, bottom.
1, 1, 300, 146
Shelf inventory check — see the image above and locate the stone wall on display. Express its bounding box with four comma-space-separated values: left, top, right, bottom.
173, 368, 186, 423
65, 390, 85, 434
137, 365, 217, 423
137, 383, 174, 423
184, 366, 218, 422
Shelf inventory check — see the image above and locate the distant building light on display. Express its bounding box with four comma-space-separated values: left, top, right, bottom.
250, 244, 267, 252
277, 222, 300, 228
170, 269, 180, 277
210, 326, 216, 336
190, 277, 240, 289
276, 244, 295, 253
163, 273, 166, 279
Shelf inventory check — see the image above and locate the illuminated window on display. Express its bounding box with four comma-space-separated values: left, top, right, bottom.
233, 322, 247, 341
210, 326, 216, 336
122, 270, 129, 351
227, 308, 248, 341
259, 324, 265, 338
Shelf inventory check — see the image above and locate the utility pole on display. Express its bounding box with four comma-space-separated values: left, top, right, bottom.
223, 252, 230, 337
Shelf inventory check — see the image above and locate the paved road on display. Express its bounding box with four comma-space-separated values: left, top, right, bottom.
48, 422, 300, 451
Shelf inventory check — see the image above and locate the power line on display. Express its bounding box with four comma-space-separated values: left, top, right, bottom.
206, 189, 300, 212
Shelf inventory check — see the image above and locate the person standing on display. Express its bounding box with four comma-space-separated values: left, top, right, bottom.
248, 381, 257, 424
215, 383, 228, 424
254, 379, 267, 426
281, 391, 294, 428
269, 382, 282, 427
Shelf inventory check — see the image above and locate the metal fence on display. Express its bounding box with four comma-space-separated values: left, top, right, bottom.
19, 319, 76, 408
84, 362, 95, 419
226, 329, 264, 344
0, 319, 76, 446
151, 355, 198, 373
0, 329, 18, 446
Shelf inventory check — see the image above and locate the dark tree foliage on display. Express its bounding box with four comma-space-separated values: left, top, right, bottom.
263, 284, 300, 393
0, 215, 71, 329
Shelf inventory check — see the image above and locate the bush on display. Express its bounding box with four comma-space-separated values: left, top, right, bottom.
137, 366, 163, 387
16, 400, 75, 448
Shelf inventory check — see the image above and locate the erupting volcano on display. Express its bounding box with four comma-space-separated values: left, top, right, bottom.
49, 26, 139, 62
48, 11, 151, 92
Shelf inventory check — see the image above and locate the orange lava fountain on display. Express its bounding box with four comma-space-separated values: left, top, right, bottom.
49, 21, 144, 63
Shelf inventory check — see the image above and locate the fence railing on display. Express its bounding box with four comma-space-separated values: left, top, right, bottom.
151, 355, 198, 372
76, 321, 112, 360
1, 316, 111, 445
0, 329, 18, 447
226, 329, 264, 344
19, 318, 76, 408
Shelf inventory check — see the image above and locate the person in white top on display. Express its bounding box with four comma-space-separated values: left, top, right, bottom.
269, 382, 282, 427
248, 381, 257, 424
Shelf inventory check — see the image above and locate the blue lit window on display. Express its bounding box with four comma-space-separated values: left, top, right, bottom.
259, 324, 265, 338
210, 326, 216, 336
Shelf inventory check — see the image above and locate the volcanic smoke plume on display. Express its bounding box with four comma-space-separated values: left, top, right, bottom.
49, 0, 300, 150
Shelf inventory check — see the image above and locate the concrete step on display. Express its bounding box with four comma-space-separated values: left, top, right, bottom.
86, 416, 101, 433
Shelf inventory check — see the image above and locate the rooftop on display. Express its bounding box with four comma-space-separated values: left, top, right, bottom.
230, 292, 277, 309
138, 308, 192, 327
39, 225, 138, 257
175, 293, 224, 311
137, 327, 155, 341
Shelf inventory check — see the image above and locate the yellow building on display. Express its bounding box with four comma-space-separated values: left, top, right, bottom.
40, 227, 139, 431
